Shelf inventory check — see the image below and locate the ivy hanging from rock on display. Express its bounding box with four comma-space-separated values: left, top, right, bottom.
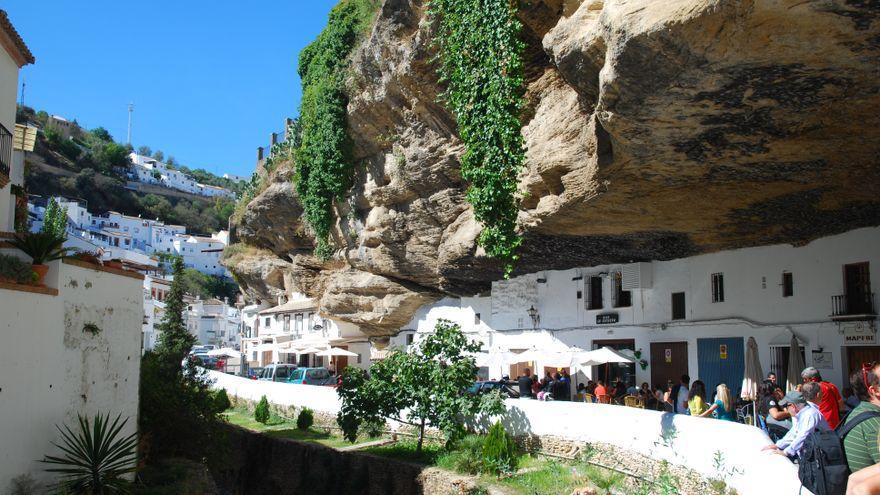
429, 0, 527, 277
294, 0, 379, 260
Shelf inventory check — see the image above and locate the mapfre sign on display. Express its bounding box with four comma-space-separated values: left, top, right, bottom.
844, 322, 877, 345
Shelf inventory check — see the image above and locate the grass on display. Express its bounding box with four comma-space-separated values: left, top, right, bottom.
362, 439, 445, 464
133, 458, 212, 495
222, 408, 369, 449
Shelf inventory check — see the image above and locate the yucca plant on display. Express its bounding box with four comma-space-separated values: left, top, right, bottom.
10, 232, 72, 265
42, 413, 139, 494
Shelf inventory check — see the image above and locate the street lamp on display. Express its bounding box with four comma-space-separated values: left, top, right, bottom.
527, 305, 540, 329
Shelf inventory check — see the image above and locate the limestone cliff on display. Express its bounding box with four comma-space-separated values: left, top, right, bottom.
226, 0, 880, 338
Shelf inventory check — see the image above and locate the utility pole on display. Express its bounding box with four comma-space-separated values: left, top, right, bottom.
19, 78, 25, 108
127, 102, 134, 145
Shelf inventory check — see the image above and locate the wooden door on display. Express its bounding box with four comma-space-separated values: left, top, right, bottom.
261, 350, 272, 366
335, 346, 349, 373
847, 346, 880, 380
651, 342, 688, 389
845, 263, 872, 314
509, 351, 532, 379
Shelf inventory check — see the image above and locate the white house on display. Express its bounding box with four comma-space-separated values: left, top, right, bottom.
128, 152, 235, 199
396, 227, 880, 395
142, 275, 172, 352
0, 11, 32, 232
240, 294, 370, 372
185, 297, 241, 348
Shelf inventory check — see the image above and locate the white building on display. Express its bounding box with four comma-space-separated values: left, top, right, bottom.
128, 153, 235, 199
240, 294, 370, 372
170, 234, 227, 276
223, 173, 247, 183
142, 275, 172, 352
185, 297, 241, 348
396, 227, 880, 395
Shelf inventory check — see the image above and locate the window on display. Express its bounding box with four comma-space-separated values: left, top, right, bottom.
576, 290, 582, 300
711, 273, 724, 303
474, 313, 481, 325
406, 333, 414, 346
264, 317, 270, 327
672, 292, 686, 320
295, 313, 304, 333
587, 276, 603, 310
612, 272, 631, 308
782, 272, 793, 297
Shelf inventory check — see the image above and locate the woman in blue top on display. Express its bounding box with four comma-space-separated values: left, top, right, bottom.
700, 383, 737, 421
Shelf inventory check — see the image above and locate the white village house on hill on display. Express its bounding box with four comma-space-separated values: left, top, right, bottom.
128, 152, 235, 199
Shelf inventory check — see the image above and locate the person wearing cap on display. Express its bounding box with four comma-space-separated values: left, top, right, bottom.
762, 382, 830, 459
803, 366, 844, 429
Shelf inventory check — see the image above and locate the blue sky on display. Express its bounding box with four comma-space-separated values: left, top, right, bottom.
7, 1, 338, 178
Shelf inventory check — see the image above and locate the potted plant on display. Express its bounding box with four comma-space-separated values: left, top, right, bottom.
9, 232, 72, 285
70, 250, 103, 265
0, 253, 37, 285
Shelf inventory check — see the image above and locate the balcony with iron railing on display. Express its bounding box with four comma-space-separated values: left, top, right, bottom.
0, 123, 12, 187
831, 292, 876, 320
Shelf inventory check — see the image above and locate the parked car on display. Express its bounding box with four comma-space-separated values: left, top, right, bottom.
247, 367, 264, 380
258, 364, 298, 382
466, 380, 520, 398
287, 367, 335, 386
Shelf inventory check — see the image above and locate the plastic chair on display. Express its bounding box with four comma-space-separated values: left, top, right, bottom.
624, 395, 640, 408
583, 393, 594, 403
597, 394, 611, 404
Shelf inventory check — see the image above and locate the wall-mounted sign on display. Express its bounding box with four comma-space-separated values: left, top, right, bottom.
720, 344, 728, 360
664, 348, 672, 363
596, 313, 619, 325
844, 322, 876, 345
812, 351, 833, 370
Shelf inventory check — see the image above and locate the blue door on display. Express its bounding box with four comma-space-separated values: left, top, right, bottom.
697, 337, 744, 400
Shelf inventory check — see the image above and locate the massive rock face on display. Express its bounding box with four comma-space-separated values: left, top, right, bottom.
226, 0, 880, 338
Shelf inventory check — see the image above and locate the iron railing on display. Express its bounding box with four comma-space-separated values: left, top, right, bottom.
832, 292, 876, 317
0, 123, 12, 184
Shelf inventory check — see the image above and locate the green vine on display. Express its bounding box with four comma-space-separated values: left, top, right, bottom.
294, 0, 379, 260
429, 0, 526, 277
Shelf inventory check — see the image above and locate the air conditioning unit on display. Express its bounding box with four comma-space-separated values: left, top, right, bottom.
621, 262, 652, 290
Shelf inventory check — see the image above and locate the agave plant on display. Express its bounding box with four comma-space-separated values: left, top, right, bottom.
9, 232, 72, 265
42, 413, 138, 494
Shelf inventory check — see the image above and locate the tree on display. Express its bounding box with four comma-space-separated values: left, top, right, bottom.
91, 127, 113, 142
41, 198, 68, 239
337, 320, 504, 452
166, 156, 177, 168
139, 257, 224, 462
91, 142, 131, 173
137, 145, 152, 157
155, 257, 195, 366
152, 150, 164, 162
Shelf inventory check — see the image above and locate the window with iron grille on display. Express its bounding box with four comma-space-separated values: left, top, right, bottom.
782, 272, 794, 297
612, 272, 632, 308
711, 273, 724, 303
672, 292, 686, 320
587, 276, 603, 310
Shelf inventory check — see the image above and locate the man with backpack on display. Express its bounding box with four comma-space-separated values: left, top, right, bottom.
843, 362, 880, 472
763, 382, 830, 459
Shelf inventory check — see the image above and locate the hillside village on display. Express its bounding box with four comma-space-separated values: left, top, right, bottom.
1, 3, 880, 495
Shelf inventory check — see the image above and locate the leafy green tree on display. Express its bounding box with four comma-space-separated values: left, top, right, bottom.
337, 319, 504, 452
90, 127, 113, 142
177, 268, 238, 301
152, 150, 164, 162
166, 156, 177, 168
482, 421, 518, 475
41, 197, 68, 239
91, 142, 131, 173
137, 145, 152, 157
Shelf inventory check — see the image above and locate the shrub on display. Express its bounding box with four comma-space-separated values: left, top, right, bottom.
0, 254, 36, 284
297, 407, 315, 430
213, 389, 232, 413
482, 422, 518, 475
448, 435, 486, 475
254, 396, 270, 424
42, 413, 138, 494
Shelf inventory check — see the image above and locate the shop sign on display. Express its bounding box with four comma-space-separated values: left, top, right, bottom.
596, 313, 619, 325
720, 344, 728, 360
844, 323, 876, 345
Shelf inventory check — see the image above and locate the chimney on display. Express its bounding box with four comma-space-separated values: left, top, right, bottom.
285, 118, 294, 140
270, 132, 278, 146
256, 147, 264, 161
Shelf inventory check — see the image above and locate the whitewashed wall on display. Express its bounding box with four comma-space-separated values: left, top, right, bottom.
0, 261, 143, 489
208, 371, 804, 495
